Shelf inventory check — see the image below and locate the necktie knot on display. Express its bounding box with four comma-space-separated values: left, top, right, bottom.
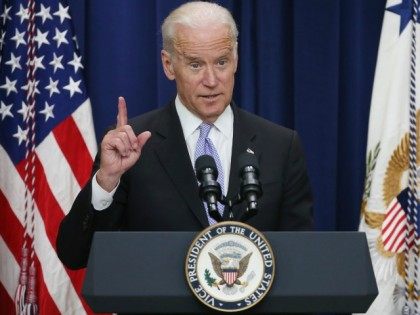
199, 123, 212, 139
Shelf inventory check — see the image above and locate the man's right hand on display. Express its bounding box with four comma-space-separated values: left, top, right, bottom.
96, 97, 151, 192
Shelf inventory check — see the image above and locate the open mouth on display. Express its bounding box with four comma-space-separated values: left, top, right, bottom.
201, 94, 220, 101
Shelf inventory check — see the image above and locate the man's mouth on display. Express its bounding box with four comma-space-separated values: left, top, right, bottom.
201, 94, 220, 100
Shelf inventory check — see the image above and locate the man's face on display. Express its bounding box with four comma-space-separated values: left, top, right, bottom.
162, 24, 238, 123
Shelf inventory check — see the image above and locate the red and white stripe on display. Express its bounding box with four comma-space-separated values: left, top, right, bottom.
223, 270, 238, 286
0, 100, 98, 314
381, 197, 415, 253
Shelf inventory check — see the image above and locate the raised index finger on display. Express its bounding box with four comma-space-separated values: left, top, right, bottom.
117, 96, 128, 127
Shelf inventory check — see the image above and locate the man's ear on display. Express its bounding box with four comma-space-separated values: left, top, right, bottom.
233, 42, 238, 73
161, 50, 175, 80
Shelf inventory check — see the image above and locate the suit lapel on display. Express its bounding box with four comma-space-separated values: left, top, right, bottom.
225, 105, 259, 220
153, 102, 209, 228
152, 102, 260, 225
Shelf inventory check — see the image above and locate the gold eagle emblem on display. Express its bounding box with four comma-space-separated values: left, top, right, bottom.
208, 252, 252, 287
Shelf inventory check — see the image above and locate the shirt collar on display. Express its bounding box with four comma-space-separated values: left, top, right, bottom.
175, 95, 234, 139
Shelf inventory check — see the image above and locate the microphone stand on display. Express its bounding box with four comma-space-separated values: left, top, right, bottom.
217, 193, 258, 223
196, 153, 262, 224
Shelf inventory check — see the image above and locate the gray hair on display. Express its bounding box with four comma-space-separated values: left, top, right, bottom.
161, 1, 238, 55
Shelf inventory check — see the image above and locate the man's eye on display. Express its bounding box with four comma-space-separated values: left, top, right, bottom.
190, 63, 200, 69
218, 59, 227, 66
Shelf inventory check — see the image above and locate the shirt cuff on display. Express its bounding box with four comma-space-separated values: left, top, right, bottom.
91, 171, 119, 211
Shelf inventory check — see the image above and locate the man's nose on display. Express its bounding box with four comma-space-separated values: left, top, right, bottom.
202, 66, 217, 87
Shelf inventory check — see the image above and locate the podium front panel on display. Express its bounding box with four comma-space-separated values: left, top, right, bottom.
83, 231, 377, 313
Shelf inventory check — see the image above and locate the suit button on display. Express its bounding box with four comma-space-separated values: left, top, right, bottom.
82, 213, 91, 231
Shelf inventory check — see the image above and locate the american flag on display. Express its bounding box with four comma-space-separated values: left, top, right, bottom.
0, 0, 97, 314
381, 188, 416, 254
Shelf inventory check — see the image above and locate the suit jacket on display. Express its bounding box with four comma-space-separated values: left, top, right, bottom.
57, 101, 313, 269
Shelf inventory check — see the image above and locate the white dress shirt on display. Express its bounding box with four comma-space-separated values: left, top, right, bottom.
175, 95, 233, 193
91, 95, 234, 210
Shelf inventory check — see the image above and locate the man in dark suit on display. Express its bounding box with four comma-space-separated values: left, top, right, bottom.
57, 1, 313, 270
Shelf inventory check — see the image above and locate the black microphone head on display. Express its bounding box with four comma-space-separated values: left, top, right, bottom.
195, 154, 218, 178
238, 152, 259, 175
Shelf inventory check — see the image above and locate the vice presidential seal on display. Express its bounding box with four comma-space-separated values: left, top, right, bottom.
185, 221, 275, 312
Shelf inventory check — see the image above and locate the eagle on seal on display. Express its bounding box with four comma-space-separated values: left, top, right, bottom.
209, 252, 252, 287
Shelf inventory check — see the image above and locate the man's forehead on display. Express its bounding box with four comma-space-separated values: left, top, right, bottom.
173, 24, 234, 53
175, 40, 234, 58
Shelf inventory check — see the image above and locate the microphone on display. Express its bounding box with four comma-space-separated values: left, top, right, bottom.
195, 155, 223, 222
238, 152, 262, 220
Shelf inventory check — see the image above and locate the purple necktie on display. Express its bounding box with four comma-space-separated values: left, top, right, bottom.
195, 123, 224, 224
